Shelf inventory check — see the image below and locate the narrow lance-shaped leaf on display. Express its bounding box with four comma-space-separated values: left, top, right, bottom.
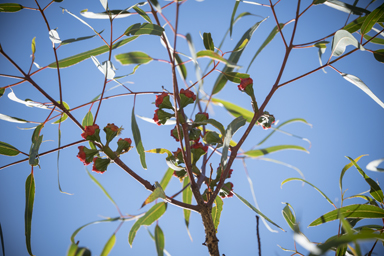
282, 203, 296, 231
62, 8, 100, 35
309, 204, 384, 227
57, 129, 72, 195
331, 30, 365, 57
212, 18, 267, 95
0, 3, 23, 12
0, 141, 20, 156
25, 173, 35, 256
244, 145, 309, 158
186, 33, 202, 88
29, 124, 44, 166
211, 196, 223, 232
66, 243, 78, 256
52, 101, 70, 124
323, 0, 370, 15
196, 50, 240, 68
362, 34, 384, 45
82, 111, 94, 127
223, 72, 250, 83
0, 113, 28, 123
133, 6, 152, 23
373, 49, 384, 63
175, 53, 187, 80
341, 72, 384, 109
155, 224, 165, 256
183, 176, 192, 238
203, 32, 214, 51
48, 36, 138, 68
8, 89, 49, 109
159, 168, 174, 190
347, 156, 384, 203
281, 178, 335, 206
60, 30, 104, 46
141, 182, 166, 208
132, 106, 147, 169
339, 154, 366, 192
314, 41, 329, 73
229, 0, 241, 37
211, 98, 254, 123
124, 23, 164, 36
100, 233, 116, 256
116, 51, 153, 66
366, 158, 384, 172
70, 217, 121, 243
221, 116, 246, 167
360, 3, 384, 36
149, 0, 162, 13
247, 23, 285, 72
233, 192, 285, 231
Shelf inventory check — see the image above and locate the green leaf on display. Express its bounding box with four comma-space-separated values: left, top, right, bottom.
100, 233, 116, 256
175, 53, 187, 80
363, 33, 384, 45
195, 118, 226, 138
322, 0, 370, 15
211, 196, 223, 232
61, 30, 103, 46
52, 101, 70, 124
48, 36, 138, 68
281, 178, 335, 207
331, 30, 365, 57
212, 18, 267, 95
373, 49, 384, 63
256, 118, 312, 146
75, 247, 91, 256
339, 154, 366, 192
233, 192, 285, 231
145, 148, 172, 157
124, 23, 164, 36
0, 113, 28, 123
341, 72, 384, 109
196, 50, 240, 68
115, 51, 153, 65
149, 0, 162, 13
31, 37, 36, 56
282, 203, 296, 231
211, 98, 254, 123
25, 173, 35, 256
347, 156, 384, 203
221, 116, 246, 167
308, 233, 384, 256
361, 3, 384, 36
133, 6, 152, 23
223, 72, 250, 83
160, 168, 174, 190
186, 33, 202, 88
203, 32, 214, 51
66, 243, 78, 256
82, 111, 94, 127
132, 106, 147, 169
129, 202, 167, 246
247, 23, 285, 72
183, 177, 192, 233
0, 88, 4, 98
244, 145, 309, 158
154, 225, 164, 256
29, 124, 44, 166
0, 141, 20, 156
366, 158, 384, 172
70, 217, 121, 243
141, 182, 166, 208
343, 16, 366, 33
229, 0, 240, 37
0, 3, 23, 12
309, 204, 384, 227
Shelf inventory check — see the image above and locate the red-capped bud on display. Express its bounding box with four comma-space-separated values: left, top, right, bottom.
77, 146, 90, 165
238, 78, 253, 91
81, 124, 101, 142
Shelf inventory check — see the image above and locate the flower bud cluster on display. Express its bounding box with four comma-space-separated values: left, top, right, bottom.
257, 111, 275, 130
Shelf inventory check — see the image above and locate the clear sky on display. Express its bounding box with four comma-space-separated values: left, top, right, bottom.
0, 0, 383, 255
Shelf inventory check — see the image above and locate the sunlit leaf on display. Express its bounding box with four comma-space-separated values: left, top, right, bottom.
0, 3, 23, 12
282, 203, 296, 231
115, 51, 153, 65
186, 33, 202, 88
221, 116, 246, 167
314, 41, 329, 73
362, 34, 384, 45
100, 233, 116, 256
25, 173, 35, 256
0, 141, 20, 156
61, 31, 103, 46
277, 244, 296, 252
366, 158, 384, 172
343, 16, 366, 33
52, 101, 70, 124
339, 154, 366, 191
66, 243, 78, 256
281, 178, 334, 206
244, 145, 309, 158
8, 89, 49, 109
0, 113, 24, 123
70, 217, 121, 243
82, 111, 93, 127
196, 50, 240, 69
133, 6, 151, 23
100, 0, 108, 11
141, 182, 166, 208
323, 0, 370, 15
360, 3, 384, 36
211, 98, 254, 123
341, 73, 384, 109
149, 0, 162, 13
212, 18, 267, 95
211, 196, 223, 232
48, 37, 138, 68
160, 168, 174, 190
233, 192, 285, 231
124, 23, 164, 36
132, 106, 147, 169
29, 125, 44, 166
331, 30, 365, 57
183, 177, 192, 238
146, 148, 172, 157
155, 224, 165, 256
347, 156, 384, 203
293, 225, 321, 255
229, 0, 240, 37
309, 204, 384, 226
49, 29, 61, 44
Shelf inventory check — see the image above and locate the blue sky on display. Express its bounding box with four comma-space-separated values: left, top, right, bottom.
0, 0, 383, 255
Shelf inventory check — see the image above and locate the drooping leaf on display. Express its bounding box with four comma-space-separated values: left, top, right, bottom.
233, 192, 285, 231
61, 31, 103, 45
160, 168, 174, 190
314, 41, 330, 73
91, 56, 116, 79
62, 7, 101, 35
339, 155, 366, 191
373, 49, 384, 63
52, 101, 70, 124
132, 106, 147, 169
29, 125, 44, 166
133, 5, 152, 23
309, 204, 384, 226
175, 53, 187, 80
82, 111, 94, 127
124, 23, 164, 36
322, 0, 370, 15
115, 51, 153, 65
212, 18, 267, 95
331, 30, 365, 57
347, 156, 384, 203
186, 33, 202, 88
146, 148, 172, 157
221, 116, 246, 167
100, 233, 116, 256
366, 158, 384, 172
183, 176, 192, 236
0, 141, 20, 156
244, 145, 309, 158
196, 50, 241, 67
229, 0, 240, 37
211, 98, 254, 123
282, 203, 296, 231
142, 182, 166, 208
129, 202, 167, 246
360, 3, 384, 36
25, 173, 35, 256
66, 243, 78, 256
48, 36, 138, 68
247, 23, 285, 72
8, 89, 49, 109
194, 118, 226, 137
0, 3, 23, 12
211, 196, 223, 232
363, 33, 384, 45
70, 217, 122, 243
203, 32, 214, 51
100, 0, 108, 11
149, 0, 162, 13
341, 72, 384, 109
154, 225, 164, 256
281, 178, 335, 206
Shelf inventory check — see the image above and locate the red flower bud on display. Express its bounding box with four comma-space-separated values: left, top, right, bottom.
155, 92, 169, 107
105, 123, 119, 132
238, 77, 253, 91
180, 89, 196, 101
153, 109, 161, 126
77, 146, 91, 165
81, 124, 99, 140
191, 142, 208, 153
92, 157, 102, 174
227, 169, 233, 179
